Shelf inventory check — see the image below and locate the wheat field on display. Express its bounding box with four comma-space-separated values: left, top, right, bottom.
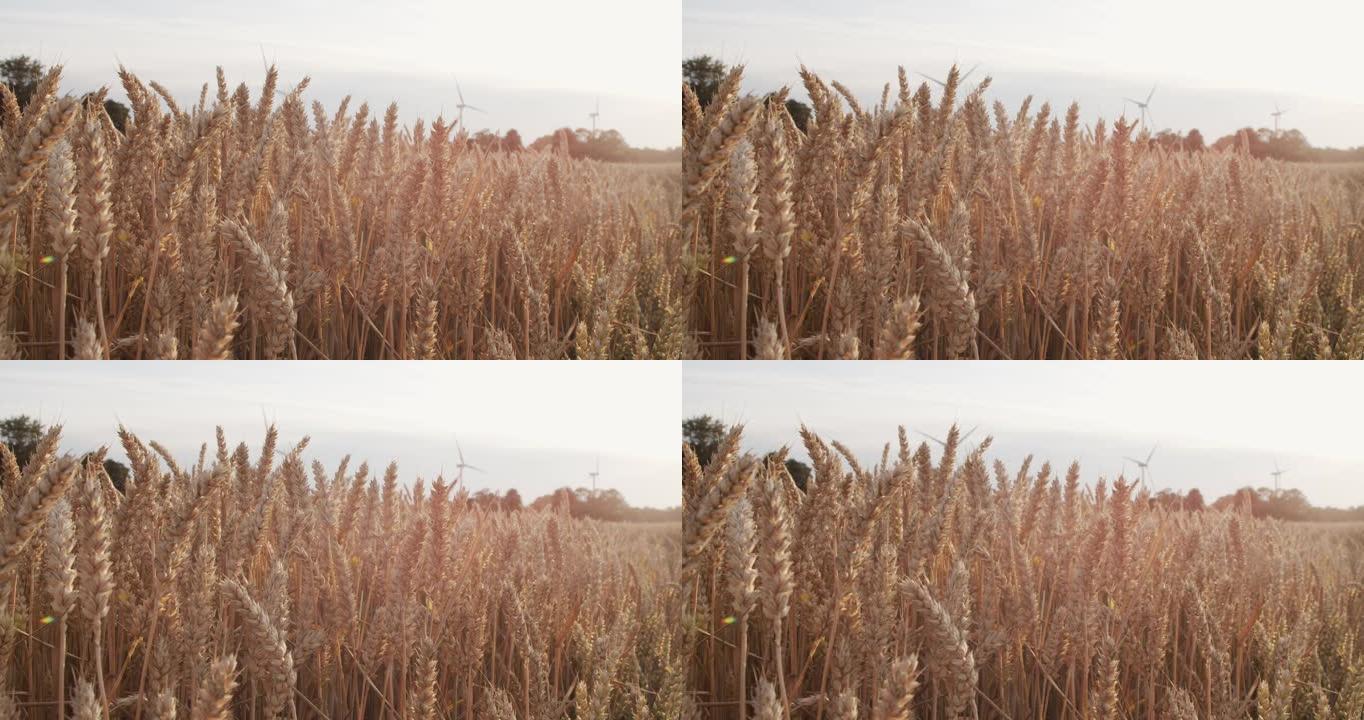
681, 423, 1364, 719
682, 64, 1364, 359
0, 424, 686, 719
0, 64, 684, 359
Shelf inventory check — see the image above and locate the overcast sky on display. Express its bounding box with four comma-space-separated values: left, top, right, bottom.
2, 0, 680, 149
686, 0, 1364, 149
1, 362, 682, 508
684, 362, 1364, 509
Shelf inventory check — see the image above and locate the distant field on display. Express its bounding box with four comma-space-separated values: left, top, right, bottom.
1296, 519, 1364, 531
1314, 161, 1364, 177
1298, 160, 1364, 174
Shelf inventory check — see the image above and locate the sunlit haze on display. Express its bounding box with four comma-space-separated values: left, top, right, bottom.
1, 362, 682, 508
3, 0, 680, 148
686, 0, 1364, 148
684, 362, 1364, 509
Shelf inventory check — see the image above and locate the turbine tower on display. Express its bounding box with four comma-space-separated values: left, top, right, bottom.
588, 456, 601, 493
1271, 103, 1289, 134
1123, 444, 1158, 488
454, 436, 484, 485
589, 99, 601, 136
1124, 85, 1157, 129
453, 77, 485, 129
1271, 459, 1288, 494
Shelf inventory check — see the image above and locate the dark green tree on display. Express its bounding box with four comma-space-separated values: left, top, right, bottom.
103, 459, 129, 492
471, 489, 501, 510
0, 55, 44, 110
784, 458, 811, 491
1183, 488, 1205, 512
1153, 130, 1183, 151
530, 487, 576, 513
785, 99, 812, 134
1184, 128, 1205, 153
1263, 488, 1312, 521
1, 57, 129, 134
583, 129, 630, 161
683, 415, 727, 467
502, 488, 523, 512
471, 130, 500, 151
683, 55, 728, 109
1151, 489, 1183, 510
529, 127, 585, 157
102, 99, 130, 133
0, 415, 44, 467
578, 488, 630, 521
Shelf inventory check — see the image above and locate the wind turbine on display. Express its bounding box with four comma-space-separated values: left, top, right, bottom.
454, 436, 485, 485
1271, 459, 1288, 494
589, 98, 601, 137
914, 425, 978, 448
587, 456, 601, 493
1271, 103, 1289, 134
1124, 85, 1157, 129
1122, 444, 1157, 488
453, 77, 485, 129
917, 63, 980, 89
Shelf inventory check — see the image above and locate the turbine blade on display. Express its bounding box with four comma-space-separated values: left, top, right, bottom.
914, 429, 946, 446
1146, 85, 1157, 104
465, 464, 485, 473
1146, 445, 1157, 464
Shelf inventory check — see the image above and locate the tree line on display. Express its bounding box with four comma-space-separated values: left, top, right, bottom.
1, 55, 129, 131
2, 55, 681, 163
684, 55, 1364, 164
685, 414, 1364, 523
1, 415, 679, 523
1, 415, 130, 489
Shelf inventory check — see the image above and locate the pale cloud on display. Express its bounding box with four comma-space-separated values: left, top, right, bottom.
685, 0, 1364, 148
683, 362, 1364, 509
1, 362, 682, 509
2, 0, 680, 148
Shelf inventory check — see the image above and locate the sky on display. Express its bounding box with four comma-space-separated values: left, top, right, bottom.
685, 0, 1364, 149
684, 362, 1364, 509
0, 362, 682, 508
1, 0, 680, 149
